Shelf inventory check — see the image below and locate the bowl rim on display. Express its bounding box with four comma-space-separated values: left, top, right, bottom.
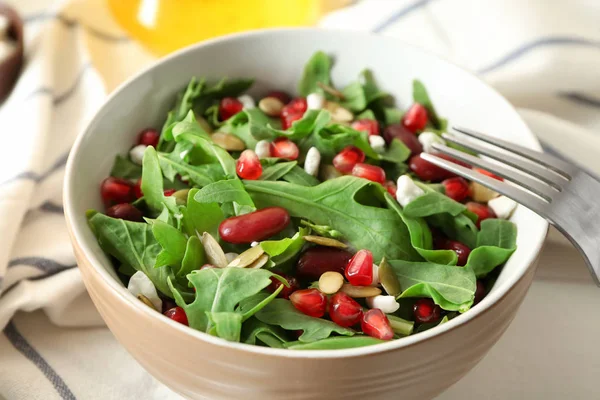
64, 27, 549, 359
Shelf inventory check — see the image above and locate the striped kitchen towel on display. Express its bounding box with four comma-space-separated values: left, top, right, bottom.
1, 0, 599, 398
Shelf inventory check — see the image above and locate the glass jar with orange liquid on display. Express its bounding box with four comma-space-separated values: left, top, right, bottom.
108, 0, 349, 56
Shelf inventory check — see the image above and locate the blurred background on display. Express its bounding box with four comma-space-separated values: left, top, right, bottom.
1, 1, 600, 399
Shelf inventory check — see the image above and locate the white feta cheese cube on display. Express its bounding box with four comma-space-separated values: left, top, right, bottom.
371, 263, 380, 286
418, 131, 445, 154
238, 94, 256, 110
250, 241, 259, 248
304, 147, 321, 176
366, 295, 400, 314
127, 271, 162, 311
307, 93, 325, 110
254, 140, 271, 159
129, 144, 148, 165
488, 195, 517, 219
396, 175, 425, 207
368, 135, 386, 154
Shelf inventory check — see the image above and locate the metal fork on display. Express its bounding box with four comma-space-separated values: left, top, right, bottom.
421, 126, 600, 286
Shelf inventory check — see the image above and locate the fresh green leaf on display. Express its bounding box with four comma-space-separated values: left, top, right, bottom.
194, 179, 255, 215
202, 77, 254, 99
388, 259, 476, 312
238, 286, 284, 321
340, 81, 367, 112
259, 161, 298, 181
427, 213, 478, 249
298, 51, 332, 97
242, 318, 290, 347
256, 299, 354, 342
360, 69, 388, 104
467, 219, 517, 277
244, 177, 419, 261
169, 267, 275, 331
413, 80, 441, 129
181, 188, 224, 238
281, 165, 320, 186
383, 107, 404, 125
158, 149, 224, 188
356, 109, 376, 120
403, 191, 467, 218
300, 220, 344, 239
379, 138, 411, 163
224, 108, 278, 148
206, 312, 242, 342
110, 155, 142, 180
152, 220, 188, 269
285, 336, 384, 350
180, 236, 205, 277
141, 147, 178, 215
260, 227, 308, 265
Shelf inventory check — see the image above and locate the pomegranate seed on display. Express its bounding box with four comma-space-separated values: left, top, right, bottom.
282, 97, 307, 115
297, 247, 353, 281
413, 298, 442, 324
281, 112, 303, 130
351, 119, 380, 136
442, 177, 470, 202
361, 309, 394, 340
266, 90, 291, 104
134, 179, 143, 199
329, 292, 363, 327
163, 189, 176, 196
409, 153, 466, 182
345, 249, 374, 286
219, 207, 290, 243
100, 177, 135, 208
290, 289, 327, 318
137, 128, 160, 147
437, 239, 471, 266
474, 167, 504, 181
383, 123, 422, 154
351, 163, 386, 184
384, 181, 397, 199
164, 306, 188, 326
269, 137, 300, 160
402, 103, 428, 133
267, 272, 299, 299
219, 97, 244, 121
474, 280, 486, 304
466, 201, 497, 228
236, 150, 262, 180
333, 146, 366, 173
106, 203, 143, 222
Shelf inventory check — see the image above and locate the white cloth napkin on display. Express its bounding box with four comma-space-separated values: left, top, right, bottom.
1, 0, 599, 398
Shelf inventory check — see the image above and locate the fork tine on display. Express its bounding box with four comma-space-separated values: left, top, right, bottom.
442, 133, 568, 189
452, 126, 576, 178
420, 153, 550, 214
431, 143, 557, 202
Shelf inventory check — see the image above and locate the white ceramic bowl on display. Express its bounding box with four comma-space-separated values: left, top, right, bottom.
64, 29, 548, 400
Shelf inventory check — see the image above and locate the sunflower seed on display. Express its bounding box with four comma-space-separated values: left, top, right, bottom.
341, 284, 382, 298
211, 132, 246, 151
227, 246, 265, 268
259, 97, 285, 117
137, 294, 157, 311
318, 271, 344, 294
247, 254, 269, 269
303, 235, 347, 249
200, 232, 227, 268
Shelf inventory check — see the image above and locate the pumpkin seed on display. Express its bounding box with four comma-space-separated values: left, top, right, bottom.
196, 115, 213, 133
211, 132, 246, 151
325, 101, 353, 123
341, 284, 382, 298
320, 164, 342, 181
258, 97, 285, 117
247, 254, 270, 269
200, 232, 227, 267
317, 82, 345, 99
470, 181, 499, 203
227, 246, 265, 268
137, 294, 157, 311
318, 271, 344, 294
225, 252, 239, 263
172, 189, 190, 205
304, 235, 347, 249
378, 257, 401, 296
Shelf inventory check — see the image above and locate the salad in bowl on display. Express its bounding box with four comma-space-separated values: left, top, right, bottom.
87, 51, 518, 350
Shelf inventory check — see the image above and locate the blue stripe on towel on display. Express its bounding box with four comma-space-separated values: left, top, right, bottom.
0, 265, 78, 295
8, 257, 76, 273
478, 36, 600, 74
372, 0, 436, 33
3, 321, 77, 400
0, 149, 70, 187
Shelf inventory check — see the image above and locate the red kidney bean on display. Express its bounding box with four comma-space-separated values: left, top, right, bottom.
383, 123, 422, 154
106, 203, 143, 222
296, 247, 353, 281
219, 207, 290, 243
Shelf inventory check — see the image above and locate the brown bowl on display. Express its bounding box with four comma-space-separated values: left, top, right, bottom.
0, 3, 24, 102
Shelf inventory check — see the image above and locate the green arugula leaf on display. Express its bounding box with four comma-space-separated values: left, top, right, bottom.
379, 138, 411, 163
356, 109, 376, 120
403, 191, 467, 218
110, 155, 142, 180
244, 176, 419, 261
383, 107, 404, 125
169, 267, 275, 332
387, 259, 476, 312
340, 81, 367, 112
206, 312, 243, 342
298, 51, 332, 97
202, 77, 254, 98
360, 69, 389, 104
224, 108, 277, 148
180, 236, 205, 277
158, 145, 224, 188
300, 220, 343, 239
194, 179, 255, 215
260, 227, 308, 265
413, 80, 441, 129
255, 299, 354, 342
152, 220, 188, 269
141, 147, 178, 215
467, 219, 517, 277
285, 336, 385, 350
427, 213, 478, 249
87, 211, 193, 301
259, 161, 298, 181
242, 318, 290, 348
281, 165, 320, 186
181, 188, 224, 238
